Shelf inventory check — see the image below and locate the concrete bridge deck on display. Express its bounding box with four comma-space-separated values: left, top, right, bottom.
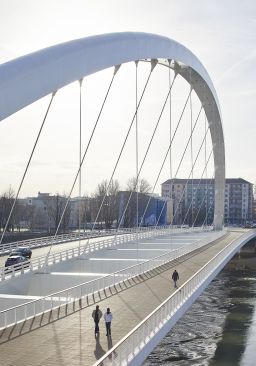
0, 229, 249, 366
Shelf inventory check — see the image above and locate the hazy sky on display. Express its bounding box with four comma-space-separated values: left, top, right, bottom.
0, 0, 255, 197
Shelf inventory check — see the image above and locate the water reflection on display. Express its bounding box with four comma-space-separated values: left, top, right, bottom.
209, 272, 255, 366
241, 298, 256, 366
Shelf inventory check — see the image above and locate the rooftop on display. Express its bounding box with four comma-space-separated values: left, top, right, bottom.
162, 178, 253, 185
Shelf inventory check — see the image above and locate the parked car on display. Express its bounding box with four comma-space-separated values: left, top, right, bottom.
5, 255, 30, 268
10, 246, 32, 259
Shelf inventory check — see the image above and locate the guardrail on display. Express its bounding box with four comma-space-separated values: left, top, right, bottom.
0, 228, 223, 330
93, 229, 256, 366
0, 227, 152, 256
0, 226, 212, 282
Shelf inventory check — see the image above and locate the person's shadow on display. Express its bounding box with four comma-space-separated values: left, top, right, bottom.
94, 334, 106, 360
107, 336, 118, 360
107, 336, 113, 350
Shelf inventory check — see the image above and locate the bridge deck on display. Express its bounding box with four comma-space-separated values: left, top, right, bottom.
0, 229, 246, 366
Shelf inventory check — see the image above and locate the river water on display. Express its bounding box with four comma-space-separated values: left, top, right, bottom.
144, 244, 256, 366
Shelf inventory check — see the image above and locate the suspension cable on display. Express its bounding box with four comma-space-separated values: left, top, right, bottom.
190, 89, 194, 225
204, 111, 208, 225
0, 92, 56, 245
201, 173, 215, 227
78, 79, 83, 249
170, 125, 210, 226
135, 61, 139, 259
117, 69, 178, 230
168, 60, 173, 231
49, 65, 120, 252
192, 161, 213, 227
168, 60, 173, 193
182, 149, 213, 226
138, 87, 192, 227
91, 60, 157, 232
155, 105, 203, 228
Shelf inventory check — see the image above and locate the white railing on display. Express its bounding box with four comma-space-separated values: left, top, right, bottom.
93, 229, 256, 366
0, 228, 223, 330
0, 227, 152, 256
0, 226, 212, 282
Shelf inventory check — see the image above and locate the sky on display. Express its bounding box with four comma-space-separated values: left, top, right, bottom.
0, 0, 255, 197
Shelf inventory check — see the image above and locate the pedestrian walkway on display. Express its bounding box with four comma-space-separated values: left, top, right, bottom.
0, 230, 245, 366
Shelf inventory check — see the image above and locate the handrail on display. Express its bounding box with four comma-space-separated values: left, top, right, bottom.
93, 229, 256, 366
0, 227, 222, 330
0, 227, 152, 256
0, 226, 211, 282
0, 227, 158, 280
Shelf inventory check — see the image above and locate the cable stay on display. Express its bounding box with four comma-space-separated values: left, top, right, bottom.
192, 167, 214, 228
138, 87, 193, 228
0, 92, 56, 245
117, 70, 178, 230
168, 61, 173, 238
189, 90, 194, 225
43, 65, 121, 263
87, 60, 157, 237
154, 105, 203, 228
204, 112, 209, 226
168, 60, 173, 185
135, 61, 139, 259
169, 125, 210, 227
182, 149, 213, 226
78, 78, 83, 251
201, 173, 215, 227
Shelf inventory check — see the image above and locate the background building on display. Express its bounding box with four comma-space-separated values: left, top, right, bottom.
26, 192, 71, 232
118, 191, 167, 227
161, 178, 253, 226
10, 191, 167, 232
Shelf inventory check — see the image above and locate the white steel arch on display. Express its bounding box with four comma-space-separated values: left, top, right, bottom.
0, 32, 225, 229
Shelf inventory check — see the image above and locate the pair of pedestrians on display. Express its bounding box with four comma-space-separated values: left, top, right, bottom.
92, 305, 113, 336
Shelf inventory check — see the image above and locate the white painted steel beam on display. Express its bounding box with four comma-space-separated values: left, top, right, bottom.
0, 32, 225, 229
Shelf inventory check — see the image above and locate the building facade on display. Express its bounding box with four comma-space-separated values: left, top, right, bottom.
161, 178, 253, 226
16, 191, 167, 232
25, 192, 71, 232
118, 191, 167, 227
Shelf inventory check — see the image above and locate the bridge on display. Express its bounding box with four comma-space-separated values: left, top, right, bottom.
0, 32, 255, 365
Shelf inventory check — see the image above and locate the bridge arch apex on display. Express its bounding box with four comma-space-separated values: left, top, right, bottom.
0, 31, 225, 229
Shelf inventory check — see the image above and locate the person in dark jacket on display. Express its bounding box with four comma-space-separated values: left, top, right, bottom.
172, 269, 179, 288
92, 305, 102, 335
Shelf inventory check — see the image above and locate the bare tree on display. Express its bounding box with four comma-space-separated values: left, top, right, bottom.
78, 198, 91, 230
93, 179, 120, 229
0, 186, 15, 232
46, 193, 71, 233
121, 178, 152, 227
126, 177, 151, 193
24, 205, 35, 231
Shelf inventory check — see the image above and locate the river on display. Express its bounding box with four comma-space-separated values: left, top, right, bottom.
143, 242, 256, 366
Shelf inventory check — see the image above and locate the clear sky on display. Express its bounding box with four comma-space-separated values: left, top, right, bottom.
0, 0, 255, 197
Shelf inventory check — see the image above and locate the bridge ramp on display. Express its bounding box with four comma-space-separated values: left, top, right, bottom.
0, 230, 246, 366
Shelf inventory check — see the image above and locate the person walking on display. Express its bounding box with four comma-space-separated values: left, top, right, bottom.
92, 305, 102, 335
104, 307, 113, 336
172, 269, 179, 288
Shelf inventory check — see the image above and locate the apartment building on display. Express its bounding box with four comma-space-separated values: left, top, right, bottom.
161, 178, 253, 226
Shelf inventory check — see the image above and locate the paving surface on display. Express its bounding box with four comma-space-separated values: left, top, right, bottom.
0, 231, 210, 307
0, 229, 247, 366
